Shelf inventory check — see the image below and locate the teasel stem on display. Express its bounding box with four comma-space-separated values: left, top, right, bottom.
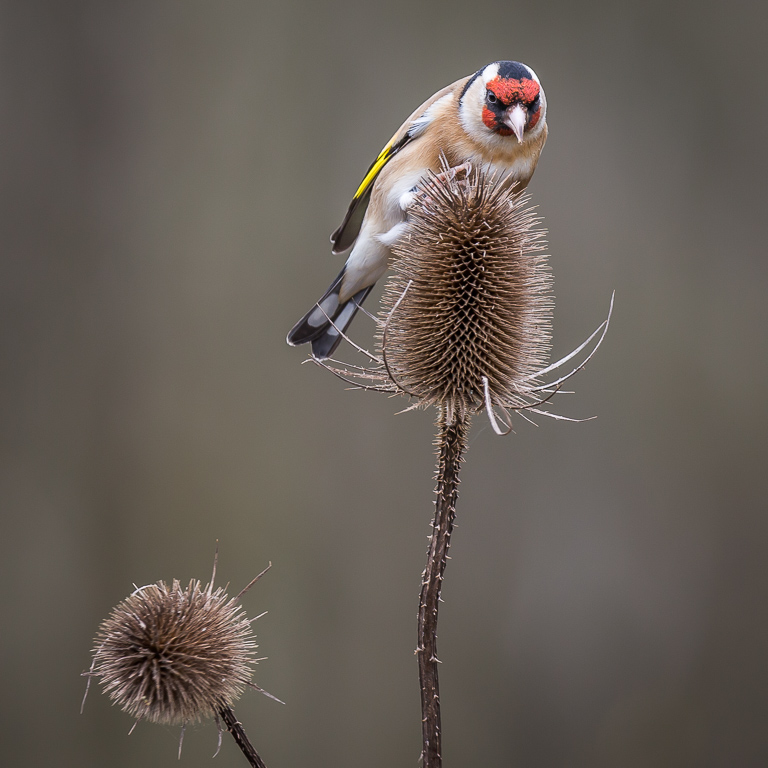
417, 405, 470, 768
218, 705, 268, 768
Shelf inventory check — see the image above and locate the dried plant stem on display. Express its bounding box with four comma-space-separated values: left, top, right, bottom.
218, 705, 268, 768
417, 405, 469, 768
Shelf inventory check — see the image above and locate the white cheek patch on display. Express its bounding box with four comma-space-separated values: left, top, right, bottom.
459, 78, 486, 143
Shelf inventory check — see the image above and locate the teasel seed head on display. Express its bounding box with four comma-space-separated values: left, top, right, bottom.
89, 577, 260, 726
377, 169, 553, 420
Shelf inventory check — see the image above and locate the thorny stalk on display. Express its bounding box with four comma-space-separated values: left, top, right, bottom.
417, 406, 469, 768
218, 705, 269, 768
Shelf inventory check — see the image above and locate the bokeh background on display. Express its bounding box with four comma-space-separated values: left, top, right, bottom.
2, 1, 767, 766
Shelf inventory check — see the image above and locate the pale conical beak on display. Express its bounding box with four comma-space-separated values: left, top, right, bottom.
503, 103, 526, 143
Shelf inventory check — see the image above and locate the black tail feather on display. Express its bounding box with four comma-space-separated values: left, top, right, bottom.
287, 269, 373, 359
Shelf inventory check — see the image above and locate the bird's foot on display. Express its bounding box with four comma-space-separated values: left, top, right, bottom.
400, 163, 474, 211
435, 161, 473, 185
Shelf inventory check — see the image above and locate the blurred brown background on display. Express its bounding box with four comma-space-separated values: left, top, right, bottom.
1, 1, 767, 766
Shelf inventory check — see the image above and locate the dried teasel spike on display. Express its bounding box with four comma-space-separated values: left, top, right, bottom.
385, 170, 552, 405
378, 167, 554, 422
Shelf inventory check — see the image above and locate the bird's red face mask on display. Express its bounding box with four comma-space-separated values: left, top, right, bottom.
482, 76, 542, 141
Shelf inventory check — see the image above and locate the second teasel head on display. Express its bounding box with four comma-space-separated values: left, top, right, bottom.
88, 578, 259, 726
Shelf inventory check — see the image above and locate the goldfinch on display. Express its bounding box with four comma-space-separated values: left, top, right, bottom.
287, 60, 548, 359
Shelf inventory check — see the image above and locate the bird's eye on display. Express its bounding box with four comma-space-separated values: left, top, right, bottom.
529, 95, 541, 112
486, 91, 498, 105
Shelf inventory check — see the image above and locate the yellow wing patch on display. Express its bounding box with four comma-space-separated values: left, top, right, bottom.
353, 140, 397, 200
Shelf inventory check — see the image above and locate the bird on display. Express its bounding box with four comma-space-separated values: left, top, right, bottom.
287, 60, 548, 360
